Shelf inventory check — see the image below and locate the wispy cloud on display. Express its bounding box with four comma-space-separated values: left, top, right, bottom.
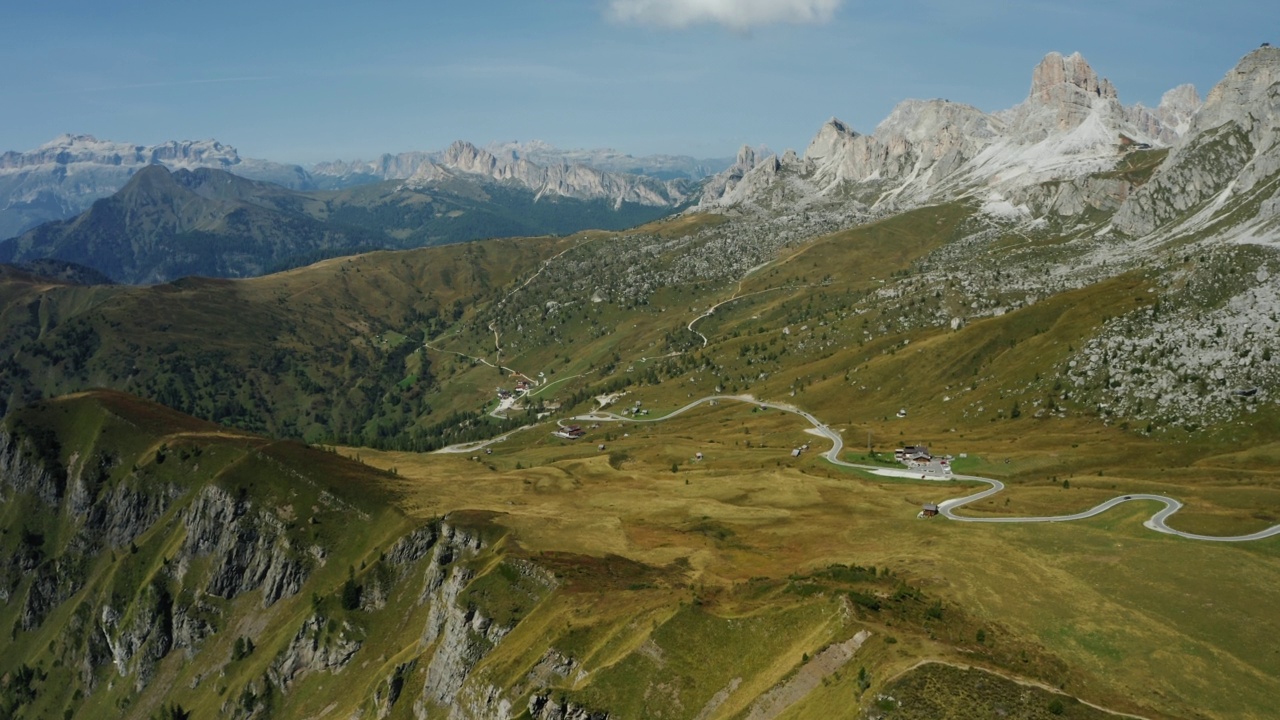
606, 0, 844, 30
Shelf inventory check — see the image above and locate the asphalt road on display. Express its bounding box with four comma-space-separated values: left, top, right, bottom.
576, 394, 1280, 543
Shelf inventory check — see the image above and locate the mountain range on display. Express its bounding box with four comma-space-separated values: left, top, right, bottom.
0, 135, 727, 240
0, 161, 681, 284
0, 135, 312, 239
698, 51, 1215, 219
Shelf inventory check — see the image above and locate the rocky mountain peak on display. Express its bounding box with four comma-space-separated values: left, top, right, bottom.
442, 140, 496, 171
38, 133, 101, 150
1126, 83, 1202, 143
1196, 46, 1280, 132
1029, 51, 1117, 103
1159, 84, 1202, 114
1002, 51, 1133, 148
804, 118, 859, 163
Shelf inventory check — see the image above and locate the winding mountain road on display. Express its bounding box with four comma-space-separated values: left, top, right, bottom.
575, 394, 1280, 543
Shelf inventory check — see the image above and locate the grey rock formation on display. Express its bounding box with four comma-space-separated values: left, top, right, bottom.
528, 694, 611, 720
179, 485, 308, 607
1115, 47, 1280, 237
1010, 51, 1119, 143
699, 50, 1197, 214
268, 614, 363, 690
0, 425, 67, 507
1127, 84, 1203, 145
99, 580, 174, 691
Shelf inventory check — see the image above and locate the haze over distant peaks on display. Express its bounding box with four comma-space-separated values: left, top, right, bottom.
400, 140, 692, 209
312, 140, 731, 186
0, 135, 311, 239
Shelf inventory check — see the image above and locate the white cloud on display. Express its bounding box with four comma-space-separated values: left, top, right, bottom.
607, 0, 844, 30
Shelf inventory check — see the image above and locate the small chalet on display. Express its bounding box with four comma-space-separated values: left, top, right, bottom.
554, 425, 586, 440
896, 444, 932, 465
920, 503, 940, 518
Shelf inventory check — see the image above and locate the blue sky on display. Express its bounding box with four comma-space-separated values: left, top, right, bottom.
2, 0, 1275, 164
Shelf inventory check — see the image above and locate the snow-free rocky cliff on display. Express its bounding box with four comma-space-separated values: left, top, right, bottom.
0, 134, 311, 239
698, 51, 1208, 216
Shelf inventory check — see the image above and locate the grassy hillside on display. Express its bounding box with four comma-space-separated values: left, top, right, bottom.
2, 391, 1211, 720
0, 235, 563, 443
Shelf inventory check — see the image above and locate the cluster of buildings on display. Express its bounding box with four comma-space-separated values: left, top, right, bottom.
894, 445, 953, 471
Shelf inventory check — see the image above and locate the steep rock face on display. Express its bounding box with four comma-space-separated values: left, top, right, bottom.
99, 580, 174, 691
311, 151, 436, 183
1127, 84, 1203, 145
0, 425, 67, 508
268, 614, 364, 691
312, 142, 728, 188
416, 524, 494, 713
1005, 175, 1133, 218
1010, 52, 1119, 143
1115, 47, 1280, 237
486, 140, 729, 180
697, 145, 765, 207
179, 485, 309, 607
528, 694, 611, 720
803, 101, 1000, 204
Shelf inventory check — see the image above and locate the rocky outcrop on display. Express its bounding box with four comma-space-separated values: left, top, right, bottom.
268, 613, 363, 691
1127, 84, 1202, 145
697, 144, 768, 208
0, 425, 67, 507
1005, 175, 1133, 218
80, 473, 174, 549
18, 554, 87, 630
417, 525, 494, 711
373, 660, 417, 719
1010, 52, 1120, 143
1115, 47, 1280, 237
99, 580, 174, 691
528, 694, 611, 720
179, 485, 309, 607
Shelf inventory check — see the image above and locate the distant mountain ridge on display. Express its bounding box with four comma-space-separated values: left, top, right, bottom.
311, 140, 732, 185
400, 140, 693, 209
1, 135, 709, 237
0, 134, 312, 238
0, 162, 680, 284
0, 165, 377, 284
